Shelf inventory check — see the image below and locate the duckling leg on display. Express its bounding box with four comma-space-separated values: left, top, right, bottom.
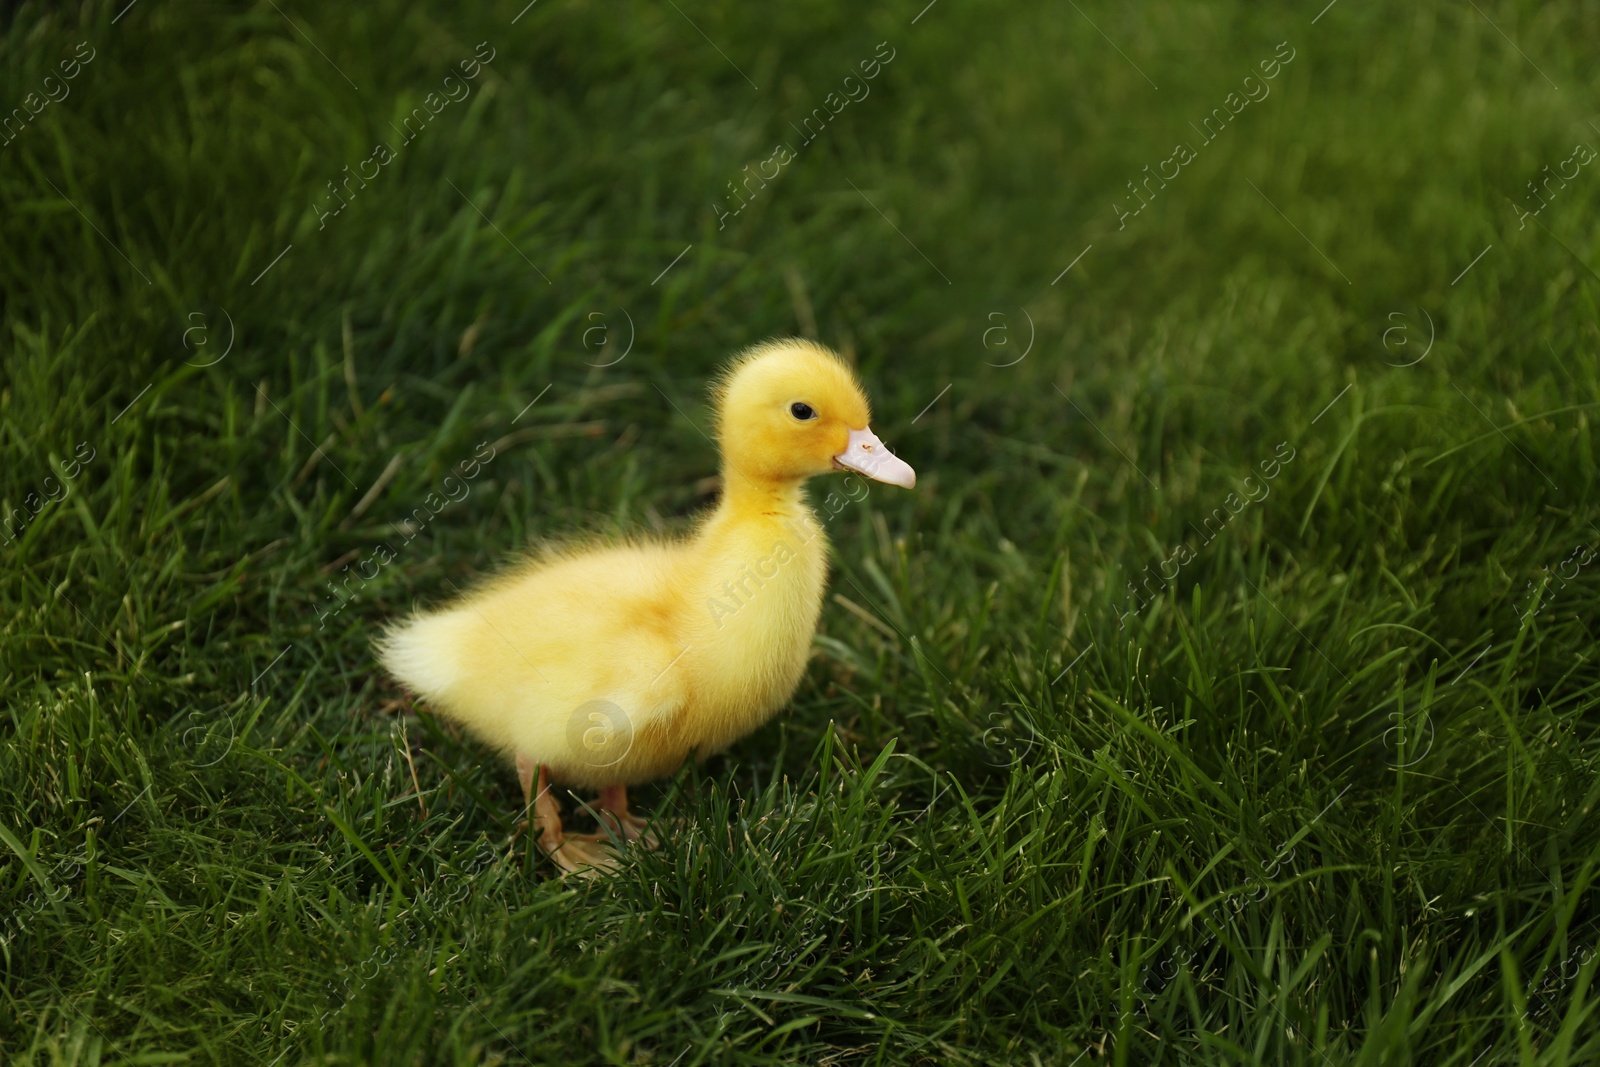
521, 758, 619, 877
595, 784, 659, 848
517, 753, 537, 812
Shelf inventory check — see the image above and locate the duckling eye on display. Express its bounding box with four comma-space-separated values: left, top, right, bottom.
789, 402, 817, 421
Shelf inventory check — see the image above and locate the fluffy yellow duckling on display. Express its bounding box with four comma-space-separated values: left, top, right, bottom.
378, 339, 916, 874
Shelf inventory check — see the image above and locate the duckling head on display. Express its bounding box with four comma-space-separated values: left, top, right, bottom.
713, 339, 916, 490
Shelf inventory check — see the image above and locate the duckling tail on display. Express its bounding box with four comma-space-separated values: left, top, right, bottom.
376, 611, 463, 701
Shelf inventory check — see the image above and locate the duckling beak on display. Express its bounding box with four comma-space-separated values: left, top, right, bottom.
833, 426, 916, 488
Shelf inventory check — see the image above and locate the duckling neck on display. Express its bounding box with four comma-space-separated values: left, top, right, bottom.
700, 471, 825, 561
717, 469, 811, 521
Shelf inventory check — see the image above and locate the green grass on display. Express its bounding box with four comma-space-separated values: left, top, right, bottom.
3, 0, 1600, 1062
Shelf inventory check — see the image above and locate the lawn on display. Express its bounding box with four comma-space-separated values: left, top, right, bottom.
3, 0, 1600, 1063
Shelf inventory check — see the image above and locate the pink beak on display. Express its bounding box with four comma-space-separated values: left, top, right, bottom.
833, 426, 916, 488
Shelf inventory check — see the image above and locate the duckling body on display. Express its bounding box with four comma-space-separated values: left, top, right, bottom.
378, 339, 915, 873
383, 485, 827, 787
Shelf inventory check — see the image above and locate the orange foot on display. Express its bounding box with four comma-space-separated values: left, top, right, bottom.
517, 756, 618, 878
594, 783, 661, 849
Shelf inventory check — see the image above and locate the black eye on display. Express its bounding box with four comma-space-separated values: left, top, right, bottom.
790, 402, 817, 420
